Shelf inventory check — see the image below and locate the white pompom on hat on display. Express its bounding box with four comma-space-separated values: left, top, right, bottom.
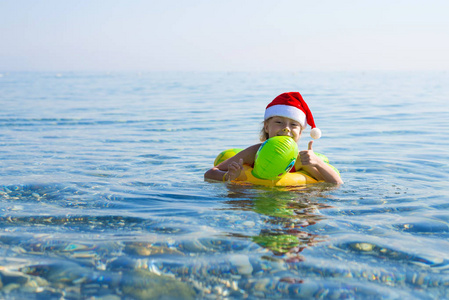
264, 92, 322, 139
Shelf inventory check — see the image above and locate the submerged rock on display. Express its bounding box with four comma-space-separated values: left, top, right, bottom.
229, 254, 253, 275
0, 269, 29, 286
121, 269, 196, 300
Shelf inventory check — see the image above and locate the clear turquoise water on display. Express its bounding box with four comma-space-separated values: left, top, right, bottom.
1, 71, 449, 299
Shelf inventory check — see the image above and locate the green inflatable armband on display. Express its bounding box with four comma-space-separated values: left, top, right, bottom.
214, 148, 243, 166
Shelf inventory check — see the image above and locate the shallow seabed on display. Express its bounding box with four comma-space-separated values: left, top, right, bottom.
1, 71, 449, 299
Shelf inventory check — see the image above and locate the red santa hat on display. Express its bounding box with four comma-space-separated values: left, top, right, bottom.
264, 92, 322, 139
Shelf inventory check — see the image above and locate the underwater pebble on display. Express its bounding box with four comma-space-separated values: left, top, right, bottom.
124, 243, 184, 257
253, 291, 265, 298
293, 282, 321, 298
242, 221, 255, 227
213, 285, 223, 295
231, 280, 239, 291
2, 283, 21, 293
229, 255, 253, 275
22, 279, 46, 294
256, 256, 287, 273
10, 205, 24, 211
0, 270, 30, 285
36, 288, 66, 299
352, 243, 374, 251
254, 278, 271, 291
180, 239, 210, 253
32, 276, 49, 287
11, 246, 27, 254
24, 279, 39, 289
121, 269, 196, 300
93, 295, 122, 300
126, 258, 145, 270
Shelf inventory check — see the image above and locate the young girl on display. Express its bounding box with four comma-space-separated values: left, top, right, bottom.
204, 92, 343, 185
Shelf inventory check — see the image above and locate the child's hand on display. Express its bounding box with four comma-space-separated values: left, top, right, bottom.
299, 141, 320, 167
226, 158, 244, 181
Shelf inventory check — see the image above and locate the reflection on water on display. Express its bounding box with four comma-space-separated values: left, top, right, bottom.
223, 185, 332, 261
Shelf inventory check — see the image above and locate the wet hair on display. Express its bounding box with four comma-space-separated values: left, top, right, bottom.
260, 120, 269, 141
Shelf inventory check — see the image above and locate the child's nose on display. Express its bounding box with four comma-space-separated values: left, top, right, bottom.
282, 127, 290, 132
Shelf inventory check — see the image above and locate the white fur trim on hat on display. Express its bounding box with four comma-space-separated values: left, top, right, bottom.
264, 105, 306, 128
310, 127, 321, 139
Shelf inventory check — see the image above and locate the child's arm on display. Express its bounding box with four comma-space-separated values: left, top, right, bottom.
204, 144, 260, 182
297, 141, 343, 184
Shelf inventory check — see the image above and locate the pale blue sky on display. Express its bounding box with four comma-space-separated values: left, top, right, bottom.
1, 0, 448, 71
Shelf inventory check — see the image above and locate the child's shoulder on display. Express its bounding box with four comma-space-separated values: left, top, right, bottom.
246, 143, 262, 152
239, 143, 262, 165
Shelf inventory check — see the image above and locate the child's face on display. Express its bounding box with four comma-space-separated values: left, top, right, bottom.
264, 116, 302, 142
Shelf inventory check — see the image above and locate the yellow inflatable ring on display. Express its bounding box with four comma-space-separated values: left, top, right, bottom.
214, 148, 340, 187
237, 164, 319, 186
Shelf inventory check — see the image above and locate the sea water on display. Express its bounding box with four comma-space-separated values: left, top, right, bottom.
1, 71, 448, 299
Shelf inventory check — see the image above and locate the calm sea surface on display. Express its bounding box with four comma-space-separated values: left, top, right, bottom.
1, 71, 449, 299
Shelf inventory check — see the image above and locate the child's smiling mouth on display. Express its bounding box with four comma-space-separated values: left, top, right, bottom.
277, 132, 292, 137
